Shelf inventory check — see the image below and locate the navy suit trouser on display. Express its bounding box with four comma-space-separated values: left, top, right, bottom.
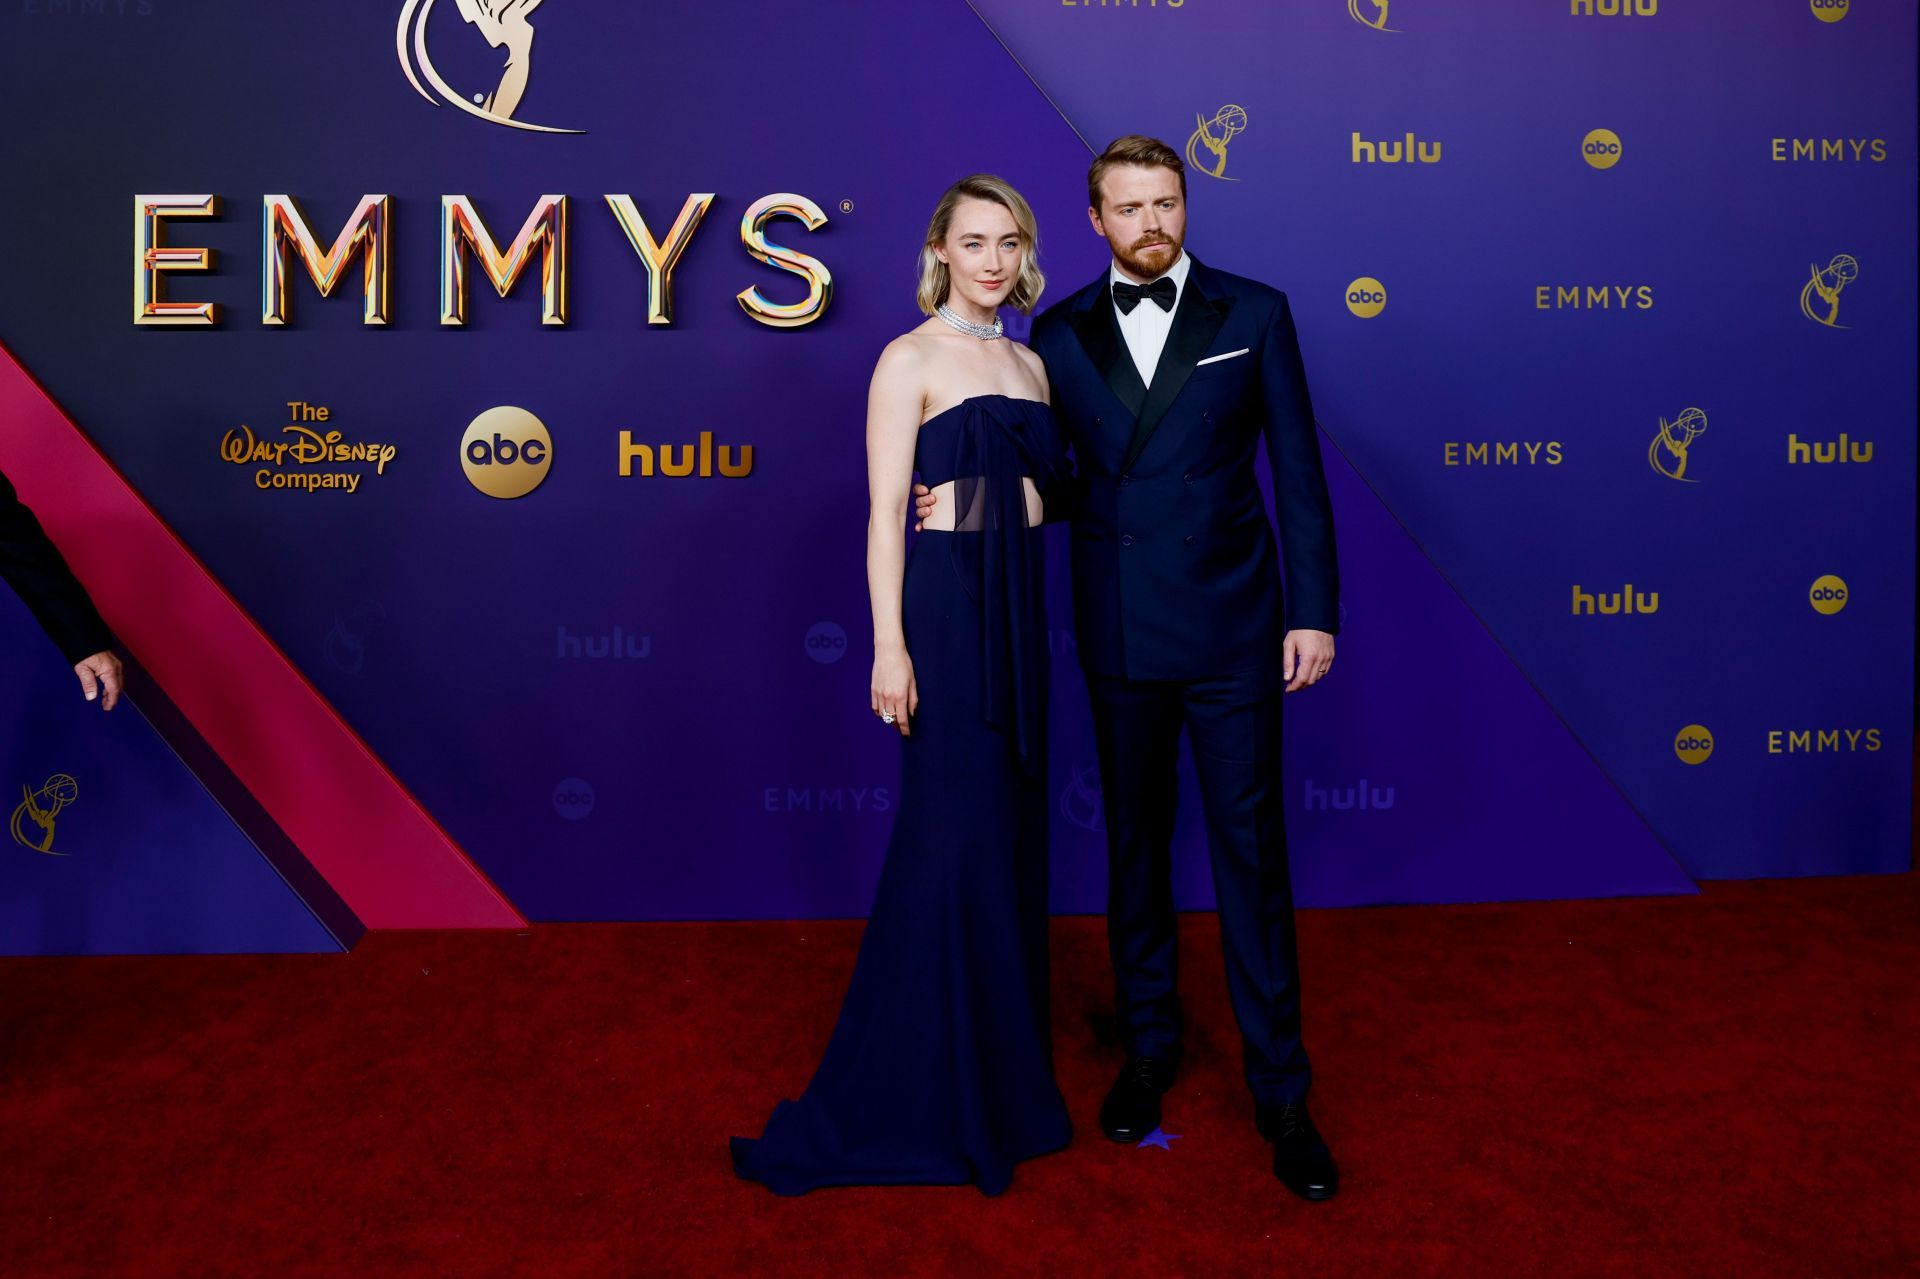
1086, 667, 1311, 1107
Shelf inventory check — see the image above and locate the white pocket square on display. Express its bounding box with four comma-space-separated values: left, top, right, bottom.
1195, 348, 1251, 367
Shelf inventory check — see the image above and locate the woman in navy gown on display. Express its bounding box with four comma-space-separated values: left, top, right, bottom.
730, 175, 1073, 1196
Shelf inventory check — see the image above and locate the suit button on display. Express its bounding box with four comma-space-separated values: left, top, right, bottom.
1182, 472, 1193, 485
1203, 411, 1212, 423
1184, 535, 1195, 546
1121, 534, 1134, 547
1119, 474, 1131, 487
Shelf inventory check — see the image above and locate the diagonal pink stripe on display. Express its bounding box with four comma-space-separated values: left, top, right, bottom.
1, 338, 524, 928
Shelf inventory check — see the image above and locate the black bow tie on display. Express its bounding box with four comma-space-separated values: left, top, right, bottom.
1112, 277, 1177, 315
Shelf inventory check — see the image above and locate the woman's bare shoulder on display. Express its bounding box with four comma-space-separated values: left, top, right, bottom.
874, 323, 952, 375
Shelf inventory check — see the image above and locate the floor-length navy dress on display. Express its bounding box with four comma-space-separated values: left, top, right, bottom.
730, 395, 1073, 1196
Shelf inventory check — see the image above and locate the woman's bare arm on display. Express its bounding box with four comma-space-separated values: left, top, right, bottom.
866, 338, 925, 733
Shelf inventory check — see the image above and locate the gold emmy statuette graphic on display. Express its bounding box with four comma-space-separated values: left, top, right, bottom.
1799, 254, 1857, 328
461, 405, 553, 498
1185, 105, 1247, 181
397, 0, 584, 134
1648, 407, 1707, 482
10, 774, 78, 856
1348, 0, 1396, 32
1673, 726, 1714, 766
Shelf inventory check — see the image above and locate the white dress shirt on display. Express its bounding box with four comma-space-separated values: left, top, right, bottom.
1109, 250, 1190, 388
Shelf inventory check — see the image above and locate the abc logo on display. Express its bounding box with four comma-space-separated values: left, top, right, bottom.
1582, 129, 1623, 170
1810, 0, 1848, 22
805, 621, 849, 664
461, 405, 552, 499
552, 777, 595, 820
1673, 724, 1714, 765
1808, 574, 1848, 615
1345, 277, 1387, 319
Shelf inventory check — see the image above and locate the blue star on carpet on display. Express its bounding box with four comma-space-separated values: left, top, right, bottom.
1136, 1127, 1182, 1151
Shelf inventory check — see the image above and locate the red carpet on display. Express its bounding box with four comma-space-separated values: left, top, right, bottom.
3, 873, 1916, 1277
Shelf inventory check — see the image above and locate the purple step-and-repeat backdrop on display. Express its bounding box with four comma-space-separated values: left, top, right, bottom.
0, 0, 1910, 950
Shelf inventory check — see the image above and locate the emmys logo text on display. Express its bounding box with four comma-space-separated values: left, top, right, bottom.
20, 1, 156, 16
1770, 138, 1886, 163
1767, 729, 1880, 754
762, 787, 893, 815
135, 192, 833, 330
1444, 442, 1562, 466
1535, 285, 1654, 310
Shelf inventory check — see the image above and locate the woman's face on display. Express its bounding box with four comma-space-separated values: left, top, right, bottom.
934, 198, 1024, 313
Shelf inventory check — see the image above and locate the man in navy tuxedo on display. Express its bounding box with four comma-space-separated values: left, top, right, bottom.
924, 134, 1340, 1199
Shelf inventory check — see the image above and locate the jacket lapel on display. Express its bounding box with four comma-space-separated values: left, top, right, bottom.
1122, 259, 1232, 472
1068, 276, 1147, 423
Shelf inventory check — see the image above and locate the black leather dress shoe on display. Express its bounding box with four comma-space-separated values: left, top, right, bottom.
1099, 1055, 1176, 1143
1258, 1101, 1339, 1201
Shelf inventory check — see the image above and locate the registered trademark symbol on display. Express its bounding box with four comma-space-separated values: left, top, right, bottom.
839, 199, 854, 213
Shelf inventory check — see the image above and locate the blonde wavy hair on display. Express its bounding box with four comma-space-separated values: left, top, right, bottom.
916, 175, 1045, 317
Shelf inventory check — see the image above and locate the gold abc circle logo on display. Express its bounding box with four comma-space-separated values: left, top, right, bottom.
1810, 0, 1849, 23
1345, 277, 1387, 318
461, 406, 552, 499
1582, 129, 1623, 170
1673, 724, 1714, 765
1808, 574, 1848, 615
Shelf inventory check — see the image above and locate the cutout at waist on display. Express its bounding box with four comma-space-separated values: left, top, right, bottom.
918, 476, 1046, 531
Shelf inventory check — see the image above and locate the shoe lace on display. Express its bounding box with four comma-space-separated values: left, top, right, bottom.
1272, 1102, 1311, 1141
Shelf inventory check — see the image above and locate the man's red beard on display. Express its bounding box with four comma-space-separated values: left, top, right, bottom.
1111, 232, 1182, 282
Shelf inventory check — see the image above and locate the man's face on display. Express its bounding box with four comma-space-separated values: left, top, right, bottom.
1089, 164, 1188, 283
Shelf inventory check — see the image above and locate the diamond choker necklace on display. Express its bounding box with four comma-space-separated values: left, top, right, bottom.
936, 302, 1003, 341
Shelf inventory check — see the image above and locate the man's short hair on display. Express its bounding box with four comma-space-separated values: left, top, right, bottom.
1088, 135, 1186, 212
